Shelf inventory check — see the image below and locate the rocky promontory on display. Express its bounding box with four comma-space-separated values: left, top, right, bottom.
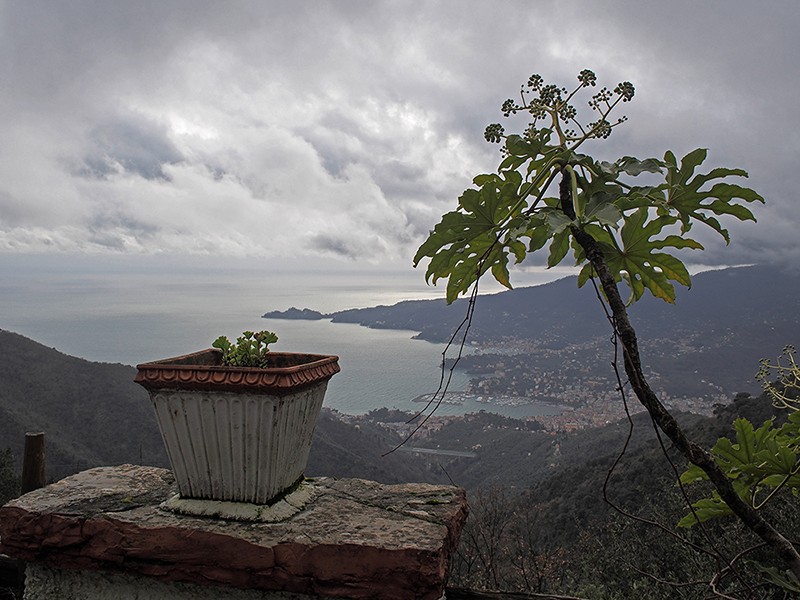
261, 307, 327, 320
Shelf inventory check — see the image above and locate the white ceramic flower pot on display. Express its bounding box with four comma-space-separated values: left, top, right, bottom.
135, 349, 339, 504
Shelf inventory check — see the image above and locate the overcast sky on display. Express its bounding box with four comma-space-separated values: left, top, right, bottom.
1, 1, 798, 279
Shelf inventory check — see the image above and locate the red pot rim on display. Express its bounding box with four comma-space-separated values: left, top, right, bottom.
134, 349, 340, 394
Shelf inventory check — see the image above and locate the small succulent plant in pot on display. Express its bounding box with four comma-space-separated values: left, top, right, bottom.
135, 330, 339, 505
212, 330, 279, 368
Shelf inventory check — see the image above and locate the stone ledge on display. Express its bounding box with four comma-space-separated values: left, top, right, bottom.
0, 465, 468, 600
23, 563, 329, 600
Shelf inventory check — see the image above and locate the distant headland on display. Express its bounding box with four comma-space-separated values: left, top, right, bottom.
262, 307, 328, 320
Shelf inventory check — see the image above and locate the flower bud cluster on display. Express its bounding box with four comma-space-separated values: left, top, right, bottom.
486, 69, 634, 147
589, 119, 612, 139
539, 84, 565, 107
484, 123, 505, 143
501, 99, 518, 117
528, 104, 547, 120
558, 104, 577, 121
590, 87, 614, 110
614, 81, 635, 102
578, 69, 597, 87
526, 74, 543, 91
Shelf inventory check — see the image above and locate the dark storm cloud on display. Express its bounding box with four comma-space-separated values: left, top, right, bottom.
307, 233, 363, 260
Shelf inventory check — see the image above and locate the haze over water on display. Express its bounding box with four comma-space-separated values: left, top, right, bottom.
1, 254, 571, 419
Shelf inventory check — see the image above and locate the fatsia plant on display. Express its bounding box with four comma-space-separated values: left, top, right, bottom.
678, 346, 800, 592
680, 346, 800, 529
415, 70, 761, 304
679, 414, 800, 528
415, 70, 800, 579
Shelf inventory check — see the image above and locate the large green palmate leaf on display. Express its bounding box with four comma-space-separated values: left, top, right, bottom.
664, 149, 765, 243
713, 418, 759, 470
713, 419, 800, 482
754, 565, 800, 594
414, 171, 527, 303
547, 228, 571, 268
580, 194, 623, 228
597, 155, 666, 178
575, 208, 703, 303
677, 493, 733, 528
679, 417, 800, 527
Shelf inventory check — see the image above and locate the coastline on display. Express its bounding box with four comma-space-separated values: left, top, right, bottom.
410, 390, 569, 415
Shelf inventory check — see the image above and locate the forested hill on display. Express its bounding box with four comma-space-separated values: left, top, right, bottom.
1, 328, 794, 597
0, 330, 436, 486
328, 264, 800, 345
327, 265, 800, 395
0, 330, 168, 479
0, 327, 780, 503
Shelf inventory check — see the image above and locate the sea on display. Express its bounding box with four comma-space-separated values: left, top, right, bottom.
0, 253, 572, 419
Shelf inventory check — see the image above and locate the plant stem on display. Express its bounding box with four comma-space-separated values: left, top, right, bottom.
560, 170, 800, 578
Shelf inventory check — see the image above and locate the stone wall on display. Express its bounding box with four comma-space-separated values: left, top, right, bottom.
0, 465, 467, 600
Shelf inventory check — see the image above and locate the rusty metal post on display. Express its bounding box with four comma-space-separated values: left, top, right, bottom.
21, 432, 45, 494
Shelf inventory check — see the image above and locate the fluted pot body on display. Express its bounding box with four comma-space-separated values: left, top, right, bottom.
135, 349, 339, 504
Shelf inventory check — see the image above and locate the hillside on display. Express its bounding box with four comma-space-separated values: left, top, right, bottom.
3, 328, 761, 499
328, 264, 800, 345
0, 330, 168, 480
327, 265, 800, 401
2, 326, 776, 508
0, 330, 435, 486
3, 263, 798, 485
2, 329, 794, 599
440, 392, 799, 597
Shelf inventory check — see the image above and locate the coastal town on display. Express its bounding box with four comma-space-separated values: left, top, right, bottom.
392, 334, 737, 434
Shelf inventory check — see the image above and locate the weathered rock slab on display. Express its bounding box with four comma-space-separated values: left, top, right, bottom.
0, 465, 467, 600
23, 563, 325, 599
